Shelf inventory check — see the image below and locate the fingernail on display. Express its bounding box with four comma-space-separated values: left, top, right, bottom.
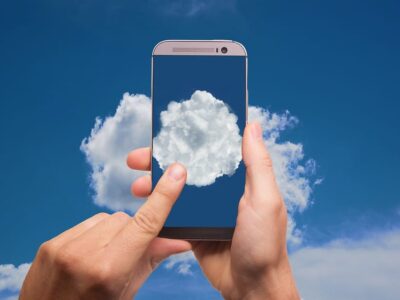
168, 163, 185, 181
251, 122, 262, 140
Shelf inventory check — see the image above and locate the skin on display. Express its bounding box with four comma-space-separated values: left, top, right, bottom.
20, 163, 190, 300
20, 122, 300, 300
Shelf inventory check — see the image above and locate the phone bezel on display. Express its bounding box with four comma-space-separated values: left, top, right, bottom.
151, 40, 248, 240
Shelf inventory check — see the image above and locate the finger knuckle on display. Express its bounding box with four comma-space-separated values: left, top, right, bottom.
85, 263, 116, 290
95, 212, 110, 219
271, 197, 286, 217
38, 240, 57, 261
259, 153, 274, 169
132, 208, 160, 235
152, 184, 172, 201
74, 262, 120, 297
53, 245, 82, 275
112, 211, 130, 223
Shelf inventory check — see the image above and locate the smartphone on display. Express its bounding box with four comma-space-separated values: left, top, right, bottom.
151, 40, 248, 240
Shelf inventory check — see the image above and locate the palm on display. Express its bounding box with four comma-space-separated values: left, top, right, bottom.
191, 188, 287, 294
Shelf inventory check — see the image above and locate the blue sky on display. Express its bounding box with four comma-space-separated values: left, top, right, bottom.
1, 0, 400, 299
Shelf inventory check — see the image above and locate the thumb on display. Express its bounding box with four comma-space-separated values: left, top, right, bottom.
122, 162, 187, 248
102, 163, 187, 279
136, 162, 186, 238
242, 122, 282, 207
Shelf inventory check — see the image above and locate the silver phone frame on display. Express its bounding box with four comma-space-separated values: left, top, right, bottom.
151, 40, 248, 240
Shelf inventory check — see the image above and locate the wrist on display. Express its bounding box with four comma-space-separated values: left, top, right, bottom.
224, 255, 300, 300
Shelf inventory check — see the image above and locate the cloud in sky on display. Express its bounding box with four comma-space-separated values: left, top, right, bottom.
81, 92, 317, 272
80, 93, 151, 212
291, 229, 400, 300
153, 90, 242, 187
159, 229, 400, 298
152, 0, 237, 17
164, 251, 196, 276
0, 263, 30, 296
249, 106, 319, 246
14, 93, 400, 299
81, 92, 316, 225
5, 230, 400, 298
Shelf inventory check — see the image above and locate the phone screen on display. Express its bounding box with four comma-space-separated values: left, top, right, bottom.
152, 55, 246, 228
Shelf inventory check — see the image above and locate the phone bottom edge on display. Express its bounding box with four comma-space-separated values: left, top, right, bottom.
158, 227, 234, 241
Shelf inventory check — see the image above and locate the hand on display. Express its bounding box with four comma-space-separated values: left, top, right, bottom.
128, 122, 300, 300
20, 163, 191, 300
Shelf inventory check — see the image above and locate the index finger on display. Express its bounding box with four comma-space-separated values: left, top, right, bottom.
127, 147, 151, 171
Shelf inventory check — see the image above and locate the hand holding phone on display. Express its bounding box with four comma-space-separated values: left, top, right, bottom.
128, 122, 301, 300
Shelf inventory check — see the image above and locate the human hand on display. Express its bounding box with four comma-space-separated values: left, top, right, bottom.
128, 122, 300, 300
191, 122, 301, 299
20, 163, 191, 300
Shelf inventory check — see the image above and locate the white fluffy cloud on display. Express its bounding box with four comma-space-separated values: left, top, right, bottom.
153, 90, 242, 187
291, 229, 400, 300
6, 230, 400, 299
153, 0, 237, 17
164, 251, 196, 275
81, 92, 317, 272
163, 229, 400, 299
80, 93, 151, 212
249, 106, 318, 245
249, 106, 315, 212
80, 93, 316, 237
0, 263, 31, 294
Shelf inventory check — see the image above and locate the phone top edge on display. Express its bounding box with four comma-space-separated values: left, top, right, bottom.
152, 40, 247, 57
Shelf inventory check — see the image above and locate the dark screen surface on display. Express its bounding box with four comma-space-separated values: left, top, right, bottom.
152, 55, 246, 228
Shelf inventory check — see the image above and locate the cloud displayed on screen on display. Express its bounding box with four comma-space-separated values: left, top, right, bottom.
80, 93, 151, 212
153, 90, 242, 187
